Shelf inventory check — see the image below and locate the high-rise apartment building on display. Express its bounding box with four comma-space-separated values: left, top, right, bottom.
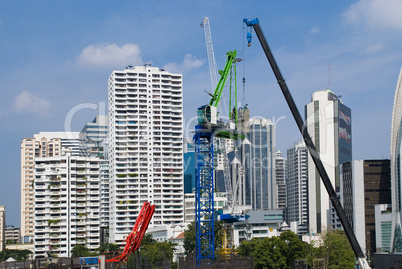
340, 160, 391, 257
108, 66, 184, 243
33, 154, 101, 258
0, 206, 5, 251
233, 118, 276, 210
286, 140, 308, 232
21, 132, 79, 242
275, 151, 286, 209
305, 90, 352, 233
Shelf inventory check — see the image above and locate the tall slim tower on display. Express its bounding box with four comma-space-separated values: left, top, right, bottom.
390, 66, 402, 252
305, 90, 352, 234
20, 132, 79, 243
286, 140, 308, 232
108, 66, 184, 243
275, 151, 287, 210
0, 206, 5, 252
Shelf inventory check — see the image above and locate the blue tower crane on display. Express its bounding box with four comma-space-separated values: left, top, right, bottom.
193, 50, 244, 265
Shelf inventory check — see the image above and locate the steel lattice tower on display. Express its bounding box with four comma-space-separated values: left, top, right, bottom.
194, 128, 215, 265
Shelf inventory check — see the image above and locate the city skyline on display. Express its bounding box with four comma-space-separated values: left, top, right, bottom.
1, 0, 402, 225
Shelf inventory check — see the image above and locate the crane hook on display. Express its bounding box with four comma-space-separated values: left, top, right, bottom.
247, 32, 252, 47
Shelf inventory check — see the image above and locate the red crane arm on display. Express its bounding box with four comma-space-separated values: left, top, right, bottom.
106, 202, 156, 262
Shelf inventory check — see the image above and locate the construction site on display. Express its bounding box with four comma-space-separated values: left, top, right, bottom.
0, 16, 374, 269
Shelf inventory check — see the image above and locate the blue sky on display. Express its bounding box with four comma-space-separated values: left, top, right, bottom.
1, 0, 401, 225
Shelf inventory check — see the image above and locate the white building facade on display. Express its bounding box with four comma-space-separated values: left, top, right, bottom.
33, 155, 101, 258
108, 66, 184, 243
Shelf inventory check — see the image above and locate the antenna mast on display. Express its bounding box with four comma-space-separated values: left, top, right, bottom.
328, 63, 331, 90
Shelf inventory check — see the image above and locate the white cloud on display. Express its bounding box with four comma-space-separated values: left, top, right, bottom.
343, 0, 402, 30
309, 27, 320, 34
13, 91, 50, 116
164, 54, 205, 74
365, 42, 385, 54
73, 43, 143, 68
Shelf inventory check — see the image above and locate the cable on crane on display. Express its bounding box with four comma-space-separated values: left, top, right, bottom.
241, 23, 247, 107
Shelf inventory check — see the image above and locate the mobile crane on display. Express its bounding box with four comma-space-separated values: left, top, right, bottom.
243, 18, 370, 269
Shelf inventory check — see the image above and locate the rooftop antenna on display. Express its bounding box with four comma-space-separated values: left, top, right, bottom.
328, 63, 331, 90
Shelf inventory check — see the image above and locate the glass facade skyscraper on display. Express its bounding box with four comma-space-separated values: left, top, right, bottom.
235, 118, 276, 210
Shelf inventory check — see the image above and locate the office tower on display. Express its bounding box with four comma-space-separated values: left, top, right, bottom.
33, 154, 101, 258
305, 90, 352, 234
340, 160, 391, 257
286, 140, 308, 233
389, 67, 402, 252
20, 132, 80, 243
108, 66, 184, 243
183, 138, 195, 194
234, 118, 276, 210
0, 206, 5, 252
79, 115, 108, 156
275, 151, 286, 209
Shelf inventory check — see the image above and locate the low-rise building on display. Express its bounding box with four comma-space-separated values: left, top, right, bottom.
5, 226, 20, 243
147, 224, 187, 262
375, 204, 392, 253
184, 192, 228, 223
233, 209, 284, 246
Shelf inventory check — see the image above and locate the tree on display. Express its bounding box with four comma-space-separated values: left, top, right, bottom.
97, 242, 120, 255
183, 220, 223, 255
71, 245, 92, 258
128, 233, 177, 269
313, 229, 355, 269
0, 249, 32, 262
183, 221, 196, 255
237, 231, 309, 269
